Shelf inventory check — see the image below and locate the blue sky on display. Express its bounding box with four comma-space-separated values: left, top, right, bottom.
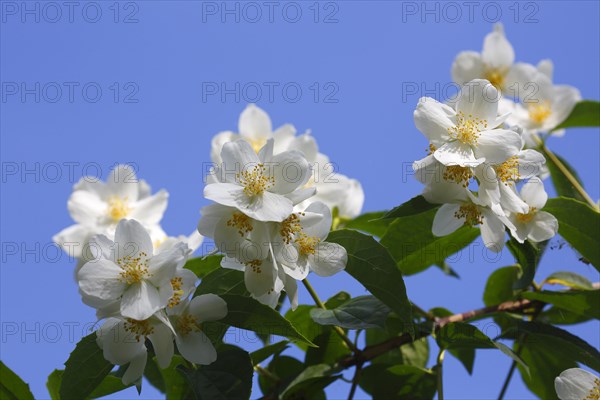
1, 1, 599, 399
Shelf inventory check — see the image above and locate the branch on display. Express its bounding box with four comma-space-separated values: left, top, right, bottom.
338, 296, 546, 369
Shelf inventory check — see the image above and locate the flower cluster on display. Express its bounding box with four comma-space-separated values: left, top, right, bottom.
413, 79, 558, 251
199, 106, 349, 309
452, 23, 581, 145
53, 166, 227, 385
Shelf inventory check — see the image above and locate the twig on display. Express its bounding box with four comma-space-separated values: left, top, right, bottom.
347, 363, 363, 400
301, 278, 360, 353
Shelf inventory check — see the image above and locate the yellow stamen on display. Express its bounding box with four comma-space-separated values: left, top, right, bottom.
295, 233, 320, 255
245, 259, 263, 273
177, 314, 201, 336
585, 378, 600, 400
485, 68, 506, 90
168, 277, 184, 308
443, 166, 473, 187
237, 164, 274, 197
496, 156, 520, 184
427, 143, 437, 155
124, 318, 154, 342
117, 252, 150, 284
227, 212, 253, 236
107, 196, 131, 222
280, 213, 304, 244
516, 207, 537, 223
527, 101, 552, 124
448, 111, 488, 146
454, 204, 484, 226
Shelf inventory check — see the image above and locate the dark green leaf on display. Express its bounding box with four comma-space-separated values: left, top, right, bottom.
154, 356, 188, 400
425, 309, 475, 374
46, 370, 63, 400
343, 211, 390, 238
360, 363, 436, 400
310, 296, 391, 330
380, 208, 479, 276
185, 255, 222, 279
511, 321, 600, 372
544, 197, 600, 270
436, 323, 528, 373
305, 330, 349, 367
553, 100, 600, 130
258, 356, 304, 398
380, 195, 437, 219
250, 341, 289, 365
179, 347, 253, 400
543, 271, 594, 290
59, 333, 114, 400
366, 326, 429, 368
280, 364, 338, 400
545, 151, 587, 202
522, 290, 599, 319
220, 294, 314, 346
538, 306, 592, 325
195, 268, 249, 297
483, 265, 522, 307
327, 230, 414, 335
507, 238, 540, 290
88, 375, 131, 399
0, 361, 34, 400
324, 291, 351, 309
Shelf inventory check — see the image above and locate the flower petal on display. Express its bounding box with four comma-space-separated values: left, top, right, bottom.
122, 351, 147, 386
520, 177, 548, 209
148, 323, 174, 369
309, 242, 346, 277
456, 79, 499, 123
239, 104, 272, 141
77, 259, 125, 301
529, 211, 558, 242
481, 23, 514, 69
480, 209, 506, 252
432, 204, 464, 236
129, 190, 168, 226
120, 281, 164, 321
189, 294, 228, 322
555, 368, 599, 400
475, 129, 522, 165
114, 219, 154, 260
414, 98, 455, 147
176, 330, 217, 365
434, 141, 482, 167
452, 51, 485, 86
106, 165, 140, 202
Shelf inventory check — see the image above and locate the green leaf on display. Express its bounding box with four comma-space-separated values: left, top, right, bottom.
522, 290, 600, 320
553, 100, 600, 130
0, 361, 34, 400
327, 230, 414, 335
250, 341, 289, 365
510, 321, 600, 372
436, 322, 528, 373
543, 271, 594, 290
258, 356, 304, 398
483, 265, 522, 306
544, 197, 600, 270
380, 207, 479, 276
343, 211, 390, 238
538, 306, 592, 325
46, 370, 63, 400
219, 294, 314, 346
516, 335, 577, 399
280, 364, 338, 400
360, 363, 436, 400
179, 347, 253, 400
195, 268, 249, 297
184, 255, 222, 279
88, 375, 131, 399
366, 326, 429, 368
427, 309, 475, 374
545, 151, 587, 202
151, 356, 188, 400
514, 320, 600, 399
59, 333, 114, 400
380, 195, 437, 219
310, 295, 391, 330
506, 238, 540, 290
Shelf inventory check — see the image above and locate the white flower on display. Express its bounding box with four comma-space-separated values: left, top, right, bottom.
53, 164, 168, 260
209, 105, 365, 219
77, 219, 189, 320
428, 183, 514, 252
502, 64, 581, 139
452, 23, 520, 93
205, 138, 312, 222
508, 178, 558, 243
415, 79, 522, 168
167, 294, 227, 365
96, 313, 174, 385
555, 368, 600, 400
